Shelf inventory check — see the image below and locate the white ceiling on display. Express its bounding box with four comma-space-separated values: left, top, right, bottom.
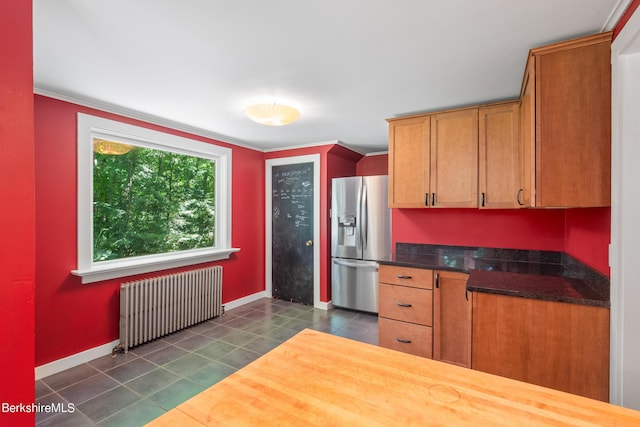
33, 0, 627, 154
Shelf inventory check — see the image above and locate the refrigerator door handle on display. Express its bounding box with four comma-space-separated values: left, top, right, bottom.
355, 179, 362, 253
360, 181, 368, 250
332, 259, 379, 270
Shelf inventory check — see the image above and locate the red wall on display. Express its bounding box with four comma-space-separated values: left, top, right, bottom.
356, 154, 389, 176
565, 208, 610, 275
392, 207, 610, 275
0, 1, 36, 425
393, 209, 566, 251
34, 96, 265, 366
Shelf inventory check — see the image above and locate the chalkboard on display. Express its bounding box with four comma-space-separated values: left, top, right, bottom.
271, 162, 314, 305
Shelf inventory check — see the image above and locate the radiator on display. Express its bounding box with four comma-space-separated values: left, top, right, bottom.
119, 266, 222, 353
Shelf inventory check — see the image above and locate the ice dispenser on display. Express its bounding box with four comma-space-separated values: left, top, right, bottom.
337, 214, 357, 248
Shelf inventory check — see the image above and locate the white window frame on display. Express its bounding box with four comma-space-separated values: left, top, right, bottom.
72, 113, 238, 284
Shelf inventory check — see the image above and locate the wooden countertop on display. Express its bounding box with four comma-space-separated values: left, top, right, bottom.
146, 329, 640, 426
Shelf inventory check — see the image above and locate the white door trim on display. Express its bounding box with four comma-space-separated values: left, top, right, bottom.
611, 7, 640, 409
265, 154, 321, 309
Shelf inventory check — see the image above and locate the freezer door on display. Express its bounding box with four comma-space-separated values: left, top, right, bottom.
331, 258, 379, 313
362, 175, 391, 261
331, 177, 363, 259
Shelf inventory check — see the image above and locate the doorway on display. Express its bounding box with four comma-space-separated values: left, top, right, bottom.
611, 9, 640, 410
266, 155, 320, 308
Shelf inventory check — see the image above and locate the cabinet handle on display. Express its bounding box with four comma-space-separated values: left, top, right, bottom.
435, 272, 439, 288
481, 192, 485, 207
465, 289, 469, 301
396, 275, 412, 279
517, 188, 524, 206
396, 302, 412, 308
396, 338, 412, 344
424, 193, 429, 207
431, 193, 435, 206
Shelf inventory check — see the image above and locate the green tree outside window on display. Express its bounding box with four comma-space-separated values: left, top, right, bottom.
93, 142, 216, 262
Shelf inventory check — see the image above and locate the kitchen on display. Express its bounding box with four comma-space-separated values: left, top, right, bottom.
3, 1, 640, 425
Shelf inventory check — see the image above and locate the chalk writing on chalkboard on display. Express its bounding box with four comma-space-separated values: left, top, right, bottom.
272, 164, 313, 228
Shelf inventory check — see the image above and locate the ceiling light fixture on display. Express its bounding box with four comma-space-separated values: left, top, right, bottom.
244, 102, 301, 126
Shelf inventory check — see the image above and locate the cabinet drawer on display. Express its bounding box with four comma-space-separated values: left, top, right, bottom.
379, 265, 432, 289
379, 284, 432, 326
378, 317, 433, 358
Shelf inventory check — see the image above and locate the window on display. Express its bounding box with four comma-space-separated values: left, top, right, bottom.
73, 114, 238, 284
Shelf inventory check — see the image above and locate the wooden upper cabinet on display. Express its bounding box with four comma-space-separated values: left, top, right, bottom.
520, 57, 536, 208
387, 31, 611, 209
523, 32, 612, 207
479, 101, 522, 208
388, 116, 430, 208
430, 108, 479, 208
388, 108, 478, 208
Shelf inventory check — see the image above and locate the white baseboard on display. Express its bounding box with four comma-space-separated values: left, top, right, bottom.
35, 290, 270, 380
35, 339, 120, 381
222, 290, 269, 311
315, 300, 333, 311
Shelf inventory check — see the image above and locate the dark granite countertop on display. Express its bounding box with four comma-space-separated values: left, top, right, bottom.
379, 244, 610, 308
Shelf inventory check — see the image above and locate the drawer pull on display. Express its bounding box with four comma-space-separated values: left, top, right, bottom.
396, 275, 412, 279
396, 302, 412, 308
396, 338, 412, 344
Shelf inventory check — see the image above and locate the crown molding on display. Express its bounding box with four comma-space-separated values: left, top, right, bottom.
34, 87, 262, 152
604, 0, 634, 31
35, 88, 379, 156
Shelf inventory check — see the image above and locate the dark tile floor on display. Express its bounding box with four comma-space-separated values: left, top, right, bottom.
35, 298, 378, 426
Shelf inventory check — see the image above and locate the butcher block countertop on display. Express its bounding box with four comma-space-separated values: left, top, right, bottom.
146, 329, 640, 426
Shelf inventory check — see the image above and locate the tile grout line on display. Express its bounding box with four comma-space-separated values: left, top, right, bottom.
36, 300, 378, 426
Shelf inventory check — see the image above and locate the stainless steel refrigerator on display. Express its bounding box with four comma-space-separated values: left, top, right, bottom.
331, 175, 391, 313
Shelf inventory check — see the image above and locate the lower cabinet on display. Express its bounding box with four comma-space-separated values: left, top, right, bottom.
433, 271, 472, 368
378, 266, 472, 365
379, 265, 610, 401
378, 265, 433, 358
471, 292, 610, 402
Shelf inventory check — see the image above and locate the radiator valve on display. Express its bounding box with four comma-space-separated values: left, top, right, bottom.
111, 343, 124, 358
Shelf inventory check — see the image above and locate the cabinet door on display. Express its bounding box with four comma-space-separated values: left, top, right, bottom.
520, 56, 536, 207
472, 292, 610, 401
535, 35, 611, 207
388, 116, 430, 208
479, 102, 522, 209
433, 271, 471, 368
430, 109, 478, 207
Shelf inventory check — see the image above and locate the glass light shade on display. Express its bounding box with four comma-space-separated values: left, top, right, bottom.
244, 103, 301, 126
93, 138, 134, 155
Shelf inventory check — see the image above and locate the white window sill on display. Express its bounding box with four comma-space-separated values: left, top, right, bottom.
71, 247, 240, 284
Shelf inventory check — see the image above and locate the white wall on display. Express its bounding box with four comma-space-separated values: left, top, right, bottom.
610, 6, 640, 409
